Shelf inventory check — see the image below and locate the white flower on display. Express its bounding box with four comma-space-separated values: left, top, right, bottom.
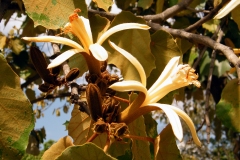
214, 0, 240, 19
23, 9, 150, 68
108, 41, 201, 146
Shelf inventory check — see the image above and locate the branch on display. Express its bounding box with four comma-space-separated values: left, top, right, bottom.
147, 22, 240, 81
142, 0, 193, 23
30, 92, 71, 104
89, 0, 194, 23
184, 0, 229, 32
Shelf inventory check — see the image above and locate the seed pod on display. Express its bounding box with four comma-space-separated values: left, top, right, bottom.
86, 83, 103, 121
30, 46, 55, 84
109, 123, 129, 140
65, 68, 79, 82
102, 96, 121, 123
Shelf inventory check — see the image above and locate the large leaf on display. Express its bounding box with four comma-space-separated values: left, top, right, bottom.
22, 0, 88, 29
104, 11, 155, 82
216, 79, 240, 131
138, 0, 153, 10
92, 0, 113, 12
68, 105, 107, 148
0, 54, 34, 159
128, 116, 152, 160
89, 14, 110, 43
56, 143, 116, 160
154, 124, 182, 160
115, 0, 136, 10
41, 136, 74, 160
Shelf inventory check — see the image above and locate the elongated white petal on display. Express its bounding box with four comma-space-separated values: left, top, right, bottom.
109, 41, 146, 86
148, 56, 180, 95
47, 49, 84, 68
97, 23, 150, 45
214, 0, 240, 19
147, 103, 183, 142
168, 105, 201, 146
89, 44, 108, 61
22, 36, 84, 50
109, 80, 147, 95
80, 16, 93, 44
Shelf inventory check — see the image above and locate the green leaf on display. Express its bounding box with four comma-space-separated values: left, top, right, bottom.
202, 19, 220, 33
155, 124, 182, 160
105, 11, 155, 82
199, 52, 231, 77
216, 79, 240, 131
42, 136, 74, 159
92, 0, 113, 12
107, 140, 131, 158
138, 0, 153, 10
56, 143, 117, 160
232, 5, 240, 30
115, 0, 135, 10
0, 54, 34, 159
148, 30, 182, 89
128, 116, 151, 160
89, 14, 110, 43
156, 0, 164, 14
22, 0, 88, 29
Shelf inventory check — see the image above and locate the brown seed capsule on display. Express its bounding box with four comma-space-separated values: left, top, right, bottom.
65, 68, 79, 82
30, 46, 55, 84
102, 96, 121, 123
109, 123, 129, 141
86, 83, 103, 121
93, 118, 108, 134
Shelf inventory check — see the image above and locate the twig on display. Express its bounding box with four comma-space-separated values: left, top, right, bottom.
30, 92, 71, 103
193, 26, 219, 69
142, 0, 194, 23
103, 136, 111, 152
89, 0, 194, 24
184, 0, 228, 32
21, 74, 40, 89
147, 22, 240, 82
186, 7, 210, 14
123, 134, 154, 144
87, 132, 99, 142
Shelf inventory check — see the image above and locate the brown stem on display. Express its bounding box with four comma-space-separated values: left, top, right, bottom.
118, 92, 146, 124
113, 96, 130, 104
30, 92, 71, 104
103, 136, 111, 152
82, 52, 101, 76
123, 134, 154, 144
87, 132, 99, 142
205, 27, 224, 142
142, 0, 194, 23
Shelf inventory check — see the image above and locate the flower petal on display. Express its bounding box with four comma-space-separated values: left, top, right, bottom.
47, 49, 84, 68
89, 44, 108, 61
109, 80, 147, 95
97, 23, 150, 45
148, 56, 180, 95
168, 105, 201, 146
214, 0, 240, 19
109, 41, 146, 86
147, 103, 183, 142
22, 36, 84, 50
80, 16, 93, 43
